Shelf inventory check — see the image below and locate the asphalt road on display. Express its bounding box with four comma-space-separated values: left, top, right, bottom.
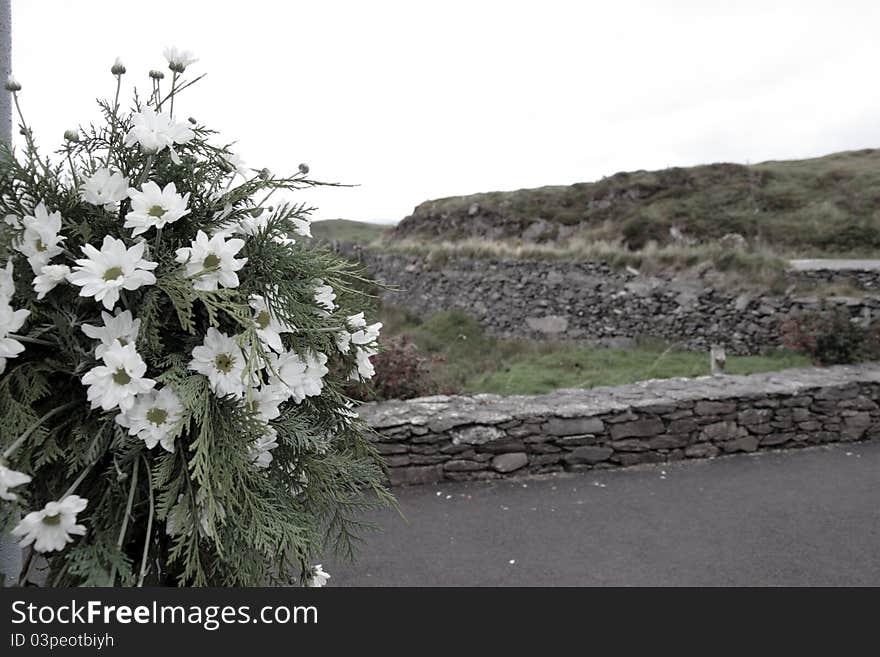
329, 442, 880, 586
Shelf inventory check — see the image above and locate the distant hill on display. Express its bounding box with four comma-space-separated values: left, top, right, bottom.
310, 219, 392, 244
391, 149, 880, 254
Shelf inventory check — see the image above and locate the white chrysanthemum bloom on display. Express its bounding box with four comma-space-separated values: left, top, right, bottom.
269, 350, 328, 403
232, 209, 297, 246
0, 298, 30, 375
81, 342, 155, 412
124, 107, 195, 164
222, 151, 250, 178
336, 329, 351, 354
0, 260, 14, 298
80, 168, 130, 211
189, 327, 247, 398
313, 280, 336, 314
351, 346, 377, 381
122, 387, 184, 452
249, 294, 295, 353
32, 264, 70, 300
351, 320, 382, 346
163, 46, 199, 73
307, 564, 331, 588
125, 180, 191, 236
16, 203, 66, 274
291, 217, 311, 238
175, 230, 247, 291
69, 236, 158, 310
249, 427, 279, 469
12, 495, 88, 553
0, 463, 32, 501
246, 383, 287, 422
81, 309, 141, 359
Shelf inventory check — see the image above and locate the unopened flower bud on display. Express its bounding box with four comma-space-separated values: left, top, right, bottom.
111, 57, 126, 76
298, 163, 310, 175
63, 129, 80, 143
258, 168, 272, 181
187, 117, 197, 125
5, 75, 21, 92
149, 69, 165, 80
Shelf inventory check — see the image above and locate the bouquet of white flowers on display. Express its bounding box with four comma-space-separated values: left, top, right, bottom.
0, 48, 391, 586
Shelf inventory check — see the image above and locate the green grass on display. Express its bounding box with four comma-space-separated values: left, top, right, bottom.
310, 219, 392, 244
381, 308, 810, 396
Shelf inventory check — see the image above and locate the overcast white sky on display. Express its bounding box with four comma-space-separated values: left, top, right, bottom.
12, 0, 880, 223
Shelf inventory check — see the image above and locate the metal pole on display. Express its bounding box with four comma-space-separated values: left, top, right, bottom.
0, 0, 21, 587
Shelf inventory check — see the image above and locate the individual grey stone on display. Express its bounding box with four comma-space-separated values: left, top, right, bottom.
476, 438, 526, 453
450, 425, 505, 445
491, 452, 529, 473
684, 443, 720, 459
543, 417, 605, 436
700, 421, 748, 442
563, 446, 613, 465
525, 315, 569, 334
720, 435, 759, 453
443, 459, 486, 472
695, 401, 737, 416
610, 439, 649, 452
610, 418, 664, 439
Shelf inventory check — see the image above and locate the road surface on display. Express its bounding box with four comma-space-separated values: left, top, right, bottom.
329, 442, 880, 586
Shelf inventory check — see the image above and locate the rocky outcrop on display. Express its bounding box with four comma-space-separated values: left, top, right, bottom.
342, 249, 880, 354
360, 364, 880, 485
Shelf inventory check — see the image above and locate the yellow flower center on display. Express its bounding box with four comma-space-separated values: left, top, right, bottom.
148, 205, 166, 218
203, 253, 221, 269
35, 239, 47, 252
214, 353, 234, 373
103, 266, 124, 281
146, 407, 168, 426
256, 310, 271, 329
113, 368, 131, 385
42, 513, 62, 526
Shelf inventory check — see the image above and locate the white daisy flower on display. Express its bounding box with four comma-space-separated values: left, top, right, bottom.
0, 260, 14, 298
121, 387, 184, 453
0, 298, 30, 375
16, 203, 66, 274
246, 383, 288, 422
0, 463, 32, 501
232, 208, 298, 246
351, 320, 382, 346
124, 107, 195, 164
175, 230, 247, 291
221, 151, 251, 178
313, 280, 336, 314
351, 346, 378, 381
163, 46, 199, 73
249, 427, 278, 469
80, 168, 130, 211
291, 217, 311, 238
336, 329, 352, 354
32, 264, 70, 300
249, 294, 295, 353
269, 350, 328, 403
125, 180, 191, 236
81, 309, 141, 360
12, 495, 88, 553
189, 327, 247, 398
307, 564, 331, 588
69, 236, 158, 310
81, 342, 155, 412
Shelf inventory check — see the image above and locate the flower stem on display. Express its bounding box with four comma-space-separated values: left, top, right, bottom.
169, 72, 178, 118
137, 456, 154, 587
2, 402, 77, 461
62, 461, 96, 499
105, 74, 123, 168
8, 333, 56, 347
109, 459, 139, 586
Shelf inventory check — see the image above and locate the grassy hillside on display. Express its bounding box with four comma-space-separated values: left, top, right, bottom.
310, 219, 392, 244
392, 149, 880, 256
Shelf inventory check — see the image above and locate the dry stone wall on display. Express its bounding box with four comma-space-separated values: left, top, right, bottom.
342, 248, 880, 354
359, 364, 880, 485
